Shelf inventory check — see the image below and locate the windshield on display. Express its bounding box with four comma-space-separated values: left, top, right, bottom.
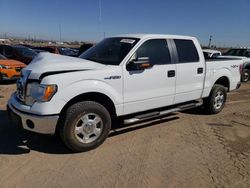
79, 37, 139, 65
0, 54, 7, 60
13, 46, 37, 58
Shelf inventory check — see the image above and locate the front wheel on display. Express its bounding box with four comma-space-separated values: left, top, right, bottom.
241, 69, 249, 82
60, 101, 111, 152
203, 84, 227, 114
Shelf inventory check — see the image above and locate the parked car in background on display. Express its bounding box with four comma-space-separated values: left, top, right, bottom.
77, 43, 93, 56
0, 45, 37, 65
203, 49, 222, 58
0, 53, 26, 81
32, 46, 78, 57
223, 48, 250, 82
59, 47, 79, 57
31, 46, 60, 54
223, 48, 250, 57
32, 48, 48, 53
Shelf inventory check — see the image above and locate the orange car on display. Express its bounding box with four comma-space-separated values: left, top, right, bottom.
0, 54, 26, 80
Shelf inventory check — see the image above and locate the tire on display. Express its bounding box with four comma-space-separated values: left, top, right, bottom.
60, 101, 111, 152
203, 84, 227, 114
241, 69, 249, 82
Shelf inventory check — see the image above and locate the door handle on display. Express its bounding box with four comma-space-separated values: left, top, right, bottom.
197, 68, 203, 74
168, 70, 175, 77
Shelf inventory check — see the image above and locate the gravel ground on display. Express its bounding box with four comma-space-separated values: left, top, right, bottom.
0, 82, 249, 188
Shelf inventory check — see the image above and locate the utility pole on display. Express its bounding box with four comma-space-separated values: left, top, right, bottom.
99, 0, 105, 39
99, 0, 102, 23
59, 23, 62, 42
208, 35, 212, 48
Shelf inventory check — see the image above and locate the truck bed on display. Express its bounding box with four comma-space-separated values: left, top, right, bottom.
206, 57, 241, 62
203, 57, 243, 98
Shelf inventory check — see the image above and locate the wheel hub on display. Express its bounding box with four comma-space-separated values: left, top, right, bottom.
213, 91, 224, 110
74, 113, 103, 144
83, 122, 94, 133
244, 72, 249, 81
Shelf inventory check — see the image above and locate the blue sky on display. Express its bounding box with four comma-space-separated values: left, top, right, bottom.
0, 0, 249, 47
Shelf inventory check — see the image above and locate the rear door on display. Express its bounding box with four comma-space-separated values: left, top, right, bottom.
171, 39, 205, 104
123, 39, 176, 114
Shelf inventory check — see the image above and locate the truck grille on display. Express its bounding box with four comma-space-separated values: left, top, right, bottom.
16, 79, 25, 101
16, 70, 31, 102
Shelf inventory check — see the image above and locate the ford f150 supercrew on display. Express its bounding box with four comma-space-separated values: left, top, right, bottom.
7, 34, 243, 152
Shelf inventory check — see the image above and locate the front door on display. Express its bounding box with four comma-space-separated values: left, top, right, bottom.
123, 39, 176, 115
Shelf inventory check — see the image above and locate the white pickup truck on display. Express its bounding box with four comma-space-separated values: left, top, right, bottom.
222, 48, 250, 82
8, 34, 243, 152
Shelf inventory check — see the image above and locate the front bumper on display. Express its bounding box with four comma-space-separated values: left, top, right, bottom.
7, 100, 59, 135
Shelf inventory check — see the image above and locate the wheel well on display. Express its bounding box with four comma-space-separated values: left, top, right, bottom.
60, 92, 117, 118
214, 76, 230, 91
244, 63, 250, 70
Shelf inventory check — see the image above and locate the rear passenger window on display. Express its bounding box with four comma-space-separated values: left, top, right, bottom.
135, 39, 171, 65
174, 39, 199, 63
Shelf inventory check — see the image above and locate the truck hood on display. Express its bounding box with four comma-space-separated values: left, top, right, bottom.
25, 53, 106, 79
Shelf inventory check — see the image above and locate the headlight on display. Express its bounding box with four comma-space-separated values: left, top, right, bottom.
25, 82, 57, 105
0, 65, 10, 69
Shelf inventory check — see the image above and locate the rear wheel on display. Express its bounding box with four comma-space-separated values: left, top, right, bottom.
60, 101, 111, 152
241, 69, 249, 82
203, 84, 227, 114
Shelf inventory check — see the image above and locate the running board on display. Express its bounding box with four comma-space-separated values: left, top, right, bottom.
124, 101, 202, 125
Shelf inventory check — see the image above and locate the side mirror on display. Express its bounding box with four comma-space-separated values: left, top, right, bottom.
127, 57, 152, 71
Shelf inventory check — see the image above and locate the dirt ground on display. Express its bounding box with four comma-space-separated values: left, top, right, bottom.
0, 82, 249, 188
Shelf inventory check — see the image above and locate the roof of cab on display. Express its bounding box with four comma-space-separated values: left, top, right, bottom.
113, 33, 197, 40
